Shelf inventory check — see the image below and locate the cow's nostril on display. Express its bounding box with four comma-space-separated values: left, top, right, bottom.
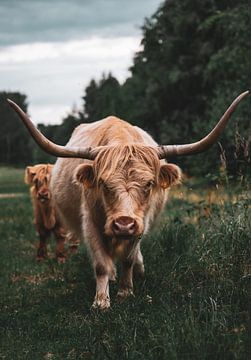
113, 221, 121, 232
38, 191, 49, 199
112, 216, 136, 236
127, 221, 136, 231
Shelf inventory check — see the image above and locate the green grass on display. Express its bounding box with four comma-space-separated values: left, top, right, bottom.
0, 166, 28, 194
0, 167, 250, 359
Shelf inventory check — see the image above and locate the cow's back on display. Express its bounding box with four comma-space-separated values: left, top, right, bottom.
67, 116, 157, 148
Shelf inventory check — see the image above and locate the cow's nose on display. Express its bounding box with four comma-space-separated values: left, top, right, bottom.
112, 216, 137, 237
38, 191, 49, 199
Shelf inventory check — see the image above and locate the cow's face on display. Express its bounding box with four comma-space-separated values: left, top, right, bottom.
25, 164, 53, 203
75, 145, 181, 239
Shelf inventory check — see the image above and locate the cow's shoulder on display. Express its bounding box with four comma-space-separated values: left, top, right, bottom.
133, 126, 158, 147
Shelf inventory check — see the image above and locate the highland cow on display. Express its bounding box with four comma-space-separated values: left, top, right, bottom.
9, 91, 248, 308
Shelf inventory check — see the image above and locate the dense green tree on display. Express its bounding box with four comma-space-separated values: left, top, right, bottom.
32, 111, 82, 164
32, 123, 59, 164
1, 0, 250, 177
53, 113, 81, 146
82, 0, 251, 176
0, 92, 33, 165
83, 73, 123, 121
119, 0, 251, 175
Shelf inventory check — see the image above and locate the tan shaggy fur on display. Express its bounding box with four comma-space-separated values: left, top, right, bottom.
25, 164, 67, 262
51, 116, 182, 308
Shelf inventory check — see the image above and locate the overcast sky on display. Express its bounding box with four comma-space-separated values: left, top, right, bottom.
0, 0, 161, 124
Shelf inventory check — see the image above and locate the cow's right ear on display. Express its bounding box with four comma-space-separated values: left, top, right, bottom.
74, 164, 95, 189
25, 166, 36, 185
159, 163, 182, 189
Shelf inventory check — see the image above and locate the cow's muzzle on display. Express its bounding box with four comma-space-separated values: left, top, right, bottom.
112, 216, 138, 238
37, 191, 50, 203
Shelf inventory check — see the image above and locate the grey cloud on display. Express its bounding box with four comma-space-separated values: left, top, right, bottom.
0, 0, 160, 46
0, 0, 161, 125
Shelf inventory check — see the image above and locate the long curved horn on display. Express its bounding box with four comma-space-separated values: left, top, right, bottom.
157, 91, 249, 159
7, 99, 99, 160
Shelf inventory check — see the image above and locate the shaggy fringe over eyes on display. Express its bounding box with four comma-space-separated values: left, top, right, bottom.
93, 145, 160, 183
35, 165, 52, 179
29, 165, 53, 183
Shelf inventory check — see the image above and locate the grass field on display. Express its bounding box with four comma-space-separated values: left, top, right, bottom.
0, 167, 250, 359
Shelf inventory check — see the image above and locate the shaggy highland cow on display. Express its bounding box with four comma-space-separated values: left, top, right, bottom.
9, 91, 248, 308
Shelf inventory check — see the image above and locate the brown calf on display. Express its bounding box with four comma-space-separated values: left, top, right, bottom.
25, 164, 67, 263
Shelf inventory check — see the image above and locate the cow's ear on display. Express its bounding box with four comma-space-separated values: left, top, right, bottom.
159, 164, 182, 189
75, 164, 95, 188
25, 166, 36, 185
47, 164, 54, 174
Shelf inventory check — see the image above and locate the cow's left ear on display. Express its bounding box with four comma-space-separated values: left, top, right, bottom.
25, 166, 36, 185
74, 164, 95, 189
159, 164, 182, 189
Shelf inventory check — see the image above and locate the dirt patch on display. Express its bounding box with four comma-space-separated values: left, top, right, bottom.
11, 273, 64, 285
171, 188, 237, 205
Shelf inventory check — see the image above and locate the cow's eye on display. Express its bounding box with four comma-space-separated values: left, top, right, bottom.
145, 181, 154, 190
103, 183, 109, 191
34, 179, 41, 187
98, 179, 105, 188
101, 181, 110, 193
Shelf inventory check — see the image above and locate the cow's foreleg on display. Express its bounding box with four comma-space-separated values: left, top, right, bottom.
133, 247, 145, 277
92, 262, 111, 310
117, 259, 134, 300
92, 255, 116, 310
66, 232, 80, 254
53, 225, 67, 263
84, 215, 115, 309
117, 246, 144, 300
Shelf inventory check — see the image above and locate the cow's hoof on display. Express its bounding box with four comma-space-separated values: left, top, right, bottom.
117, 288, 134, 301
68, 244, 79, 254
92, 295, 110, 310
37, 248, 47, 260
57, 256, 66, 264
36, 256, 46, 262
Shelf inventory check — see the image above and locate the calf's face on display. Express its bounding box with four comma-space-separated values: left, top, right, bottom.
25, 164, 53, 203
75, 146, 181, 239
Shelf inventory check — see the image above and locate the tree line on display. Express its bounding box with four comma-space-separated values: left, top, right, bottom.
1, 0, 250, 177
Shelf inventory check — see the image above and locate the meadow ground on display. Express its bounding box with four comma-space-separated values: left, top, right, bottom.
0, 167, 250, 360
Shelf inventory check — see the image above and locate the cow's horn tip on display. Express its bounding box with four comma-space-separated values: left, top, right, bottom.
241, 90, 249, 97
7, 98, 15, 106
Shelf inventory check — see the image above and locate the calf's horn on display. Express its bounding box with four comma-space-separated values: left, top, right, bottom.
157, 91, 249, 159
7, 99, 99, 160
